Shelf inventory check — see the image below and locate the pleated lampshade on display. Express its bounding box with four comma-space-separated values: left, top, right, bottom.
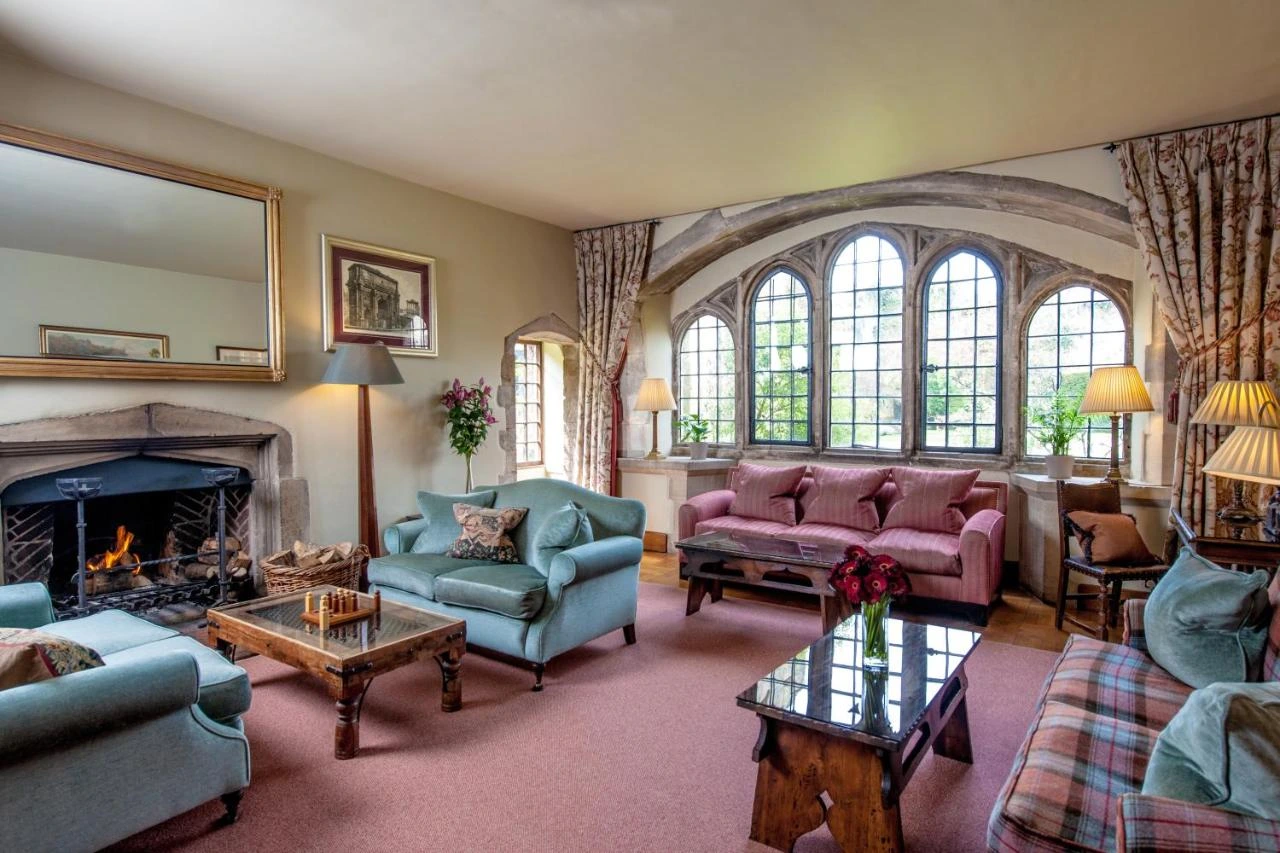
635, 378, 676, 413
1202, 426, 1280, 485
1079, 366, 1154, 415
1190, 380, 1280, 428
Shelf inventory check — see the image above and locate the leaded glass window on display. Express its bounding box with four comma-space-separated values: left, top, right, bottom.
750, 269, 812, 444
514, 340, 542, 465
1025, 286, 1126, 457
828, 235, 904, 450
922, 250, 1001, 451
677, 314, 736, 444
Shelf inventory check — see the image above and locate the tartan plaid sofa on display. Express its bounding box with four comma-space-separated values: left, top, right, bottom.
987, 592, 1280, 852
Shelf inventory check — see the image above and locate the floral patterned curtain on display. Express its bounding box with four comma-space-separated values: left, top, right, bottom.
572, 222, 654, 494
1116, 118, 1280, 536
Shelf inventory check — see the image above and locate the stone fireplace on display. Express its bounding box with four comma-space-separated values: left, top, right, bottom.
0, 403, 309, 617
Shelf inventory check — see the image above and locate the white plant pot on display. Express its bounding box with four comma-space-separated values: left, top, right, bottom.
688, 441, 709, 461
1045, 454, 1075, 480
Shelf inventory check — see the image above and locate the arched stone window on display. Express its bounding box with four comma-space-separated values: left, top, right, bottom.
1025, 285, 1127, 458
828, 234, 904, 450
921, 249, 1002, 451
750, 269, 812, 445
676, 314, 735, 444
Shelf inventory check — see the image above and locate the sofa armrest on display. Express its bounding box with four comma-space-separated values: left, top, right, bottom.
1122, 599, 1148, 651
1117, 793, 1280, 852
0, 651, 201, 764
959, 508, 1005, 602
0, 582, 56, 629
678, 490, 736, 540
548, 536, 644, 592
384, 516, 429, 555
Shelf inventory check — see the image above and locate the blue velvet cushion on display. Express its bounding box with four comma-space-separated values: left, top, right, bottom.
530, 501, 594, 574
433, 564, 548, 620
1143, 681, 1280, 819
410, 490, 497, 554
1145, 547, 1271, 688
367, 554, 495, 601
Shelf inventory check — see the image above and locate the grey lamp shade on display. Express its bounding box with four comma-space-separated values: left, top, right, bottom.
321, 343, 404, 386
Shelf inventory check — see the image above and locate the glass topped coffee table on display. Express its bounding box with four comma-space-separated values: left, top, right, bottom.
207, 585, 466, 759
737, 613, 981, 851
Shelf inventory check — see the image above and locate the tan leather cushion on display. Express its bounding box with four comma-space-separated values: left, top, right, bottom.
1066, 511, 1158, 565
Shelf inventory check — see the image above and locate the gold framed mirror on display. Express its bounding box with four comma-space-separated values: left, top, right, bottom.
0, 122, 284, 382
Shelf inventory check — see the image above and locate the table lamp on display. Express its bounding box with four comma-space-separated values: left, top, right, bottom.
1078, 365, 1154, 485
322, 343, 404, 553
1193, 380, 1280, 539
635, 377, 676, 460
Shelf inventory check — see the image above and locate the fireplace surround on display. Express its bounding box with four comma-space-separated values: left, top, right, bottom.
0, 403, 309, 616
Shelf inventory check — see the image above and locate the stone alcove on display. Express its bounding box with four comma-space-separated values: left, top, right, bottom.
496, 313, 580, 483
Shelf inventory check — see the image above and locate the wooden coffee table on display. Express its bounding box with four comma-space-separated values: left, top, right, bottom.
207, 585, 466, 759
737, 614, 980, 851
677, 532, 849, 631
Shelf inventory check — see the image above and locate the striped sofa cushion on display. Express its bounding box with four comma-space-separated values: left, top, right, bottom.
882, 467, 980, 533
727, 463, 805, 525
798, 465, 887, 530
1043, 635, 1192, 731
990, 700, 1157, 853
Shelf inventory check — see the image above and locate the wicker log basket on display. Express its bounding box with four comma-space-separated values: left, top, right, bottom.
261, 541, 369, 595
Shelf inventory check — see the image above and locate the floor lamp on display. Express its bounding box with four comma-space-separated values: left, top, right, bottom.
322, 343, 404, 553
1078, 365, 1153, 485
1192, 380, 1280, 539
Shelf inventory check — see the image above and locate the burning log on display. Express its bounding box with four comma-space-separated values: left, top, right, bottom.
86, 525, 140, 574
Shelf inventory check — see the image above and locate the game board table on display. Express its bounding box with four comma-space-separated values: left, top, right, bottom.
737, 614, 980, 851
207, 585, 466, 759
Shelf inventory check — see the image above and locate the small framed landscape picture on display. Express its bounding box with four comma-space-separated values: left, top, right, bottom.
39, 325, 169, 361
321, 234, 437, 357
216, 346, 269, 366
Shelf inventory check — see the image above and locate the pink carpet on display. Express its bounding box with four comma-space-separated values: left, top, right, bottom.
110, 583, 1056, 852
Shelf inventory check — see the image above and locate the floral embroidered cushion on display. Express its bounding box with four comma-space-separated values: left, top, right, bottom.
728, 463, 806, 525
0, 628, 104, 692
881, 467, 980, 534
446, 503, 528, 564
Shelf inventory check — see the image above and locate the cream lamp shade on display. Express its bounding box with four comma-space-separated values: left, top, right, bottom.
1078, 366, 1154, 415
635, 377, 676, 412
1190, 380, 1280, 428
1202, 426, 1280, 486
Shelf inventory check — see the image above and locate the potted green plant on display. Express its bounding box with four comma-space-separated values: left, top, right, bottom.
677, 412, 711, 460
1028, 376, 1088, 480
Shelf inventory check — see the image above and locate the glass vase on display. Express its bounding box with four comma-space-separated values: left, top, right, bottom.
861, 598, 891, 669
464, 452, 474, 491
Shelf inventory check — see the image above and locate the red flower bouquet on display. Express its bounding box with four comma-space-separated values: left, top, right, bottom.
829, 545, 910, 667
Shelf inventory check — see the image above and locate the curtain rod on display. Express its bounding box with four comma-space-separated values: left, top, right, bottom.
573, 218, 661, 235
1102, 110, 1279, 152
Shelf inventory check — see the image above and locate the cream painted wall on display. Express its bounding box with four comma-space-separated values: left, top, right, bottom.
0, 53, 576, 542
0, 247, 267, 362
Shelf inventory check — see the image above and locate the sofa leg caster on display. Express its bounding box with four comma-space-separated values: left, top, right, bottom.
623, 624, 636, 645
532, 664, 544, 692
221, 790, 243, 825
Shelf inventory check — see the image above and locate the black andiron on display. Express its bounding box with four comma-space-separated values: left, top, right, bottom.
53, 467, 244, 619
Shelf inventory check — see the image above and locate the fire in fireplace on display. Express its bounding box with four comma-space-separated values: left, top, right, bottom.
1, 455, 254, 619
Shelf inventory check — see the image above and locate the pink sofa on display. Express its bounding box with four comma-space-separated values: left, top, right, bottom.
678, 465, 1008, 623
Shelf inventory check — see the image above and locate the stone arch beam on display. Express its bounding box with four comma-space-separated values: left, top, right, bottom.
642, 171, 1135, 296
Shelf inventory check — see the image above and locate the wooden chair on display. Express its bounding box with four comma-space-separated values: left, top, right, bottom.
1055, 481, 1168, 642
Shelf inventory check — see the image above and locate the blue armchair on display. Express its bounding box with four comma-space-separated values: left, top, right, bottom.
369, 478, 646, 690
0, 583, 251, 853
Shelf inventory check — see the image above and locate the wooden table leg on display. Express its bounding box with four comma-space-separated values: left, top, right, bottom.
933, 694, 974, 764
710, 579, 724, 602
436, 647, 463, 712
332, 680, 371, 760
820, 594, 852, 634
686, 575, 709, 615
751, 718, 903, 853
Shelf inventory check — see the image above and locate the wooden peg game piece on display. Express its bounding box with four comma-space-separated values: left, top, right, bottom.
318, 595, 331, 631
304, 591, 314, 613
373, 590, 381, 612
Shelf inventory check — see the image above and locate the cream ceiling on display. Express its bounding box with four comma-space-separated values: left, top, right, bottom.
1, 0, 1278, 229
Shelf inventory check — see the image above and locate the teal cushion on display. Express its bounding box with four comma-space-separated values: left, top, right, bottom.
1145, 548, 1272, 688
433, 564, 548, 620
366, 553, 496, 601
102, 635, 251, 723
410, 490, 498, 554
1143, 681, 1280, 819
39, 610, 179, 656
530, 501, 595, 574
